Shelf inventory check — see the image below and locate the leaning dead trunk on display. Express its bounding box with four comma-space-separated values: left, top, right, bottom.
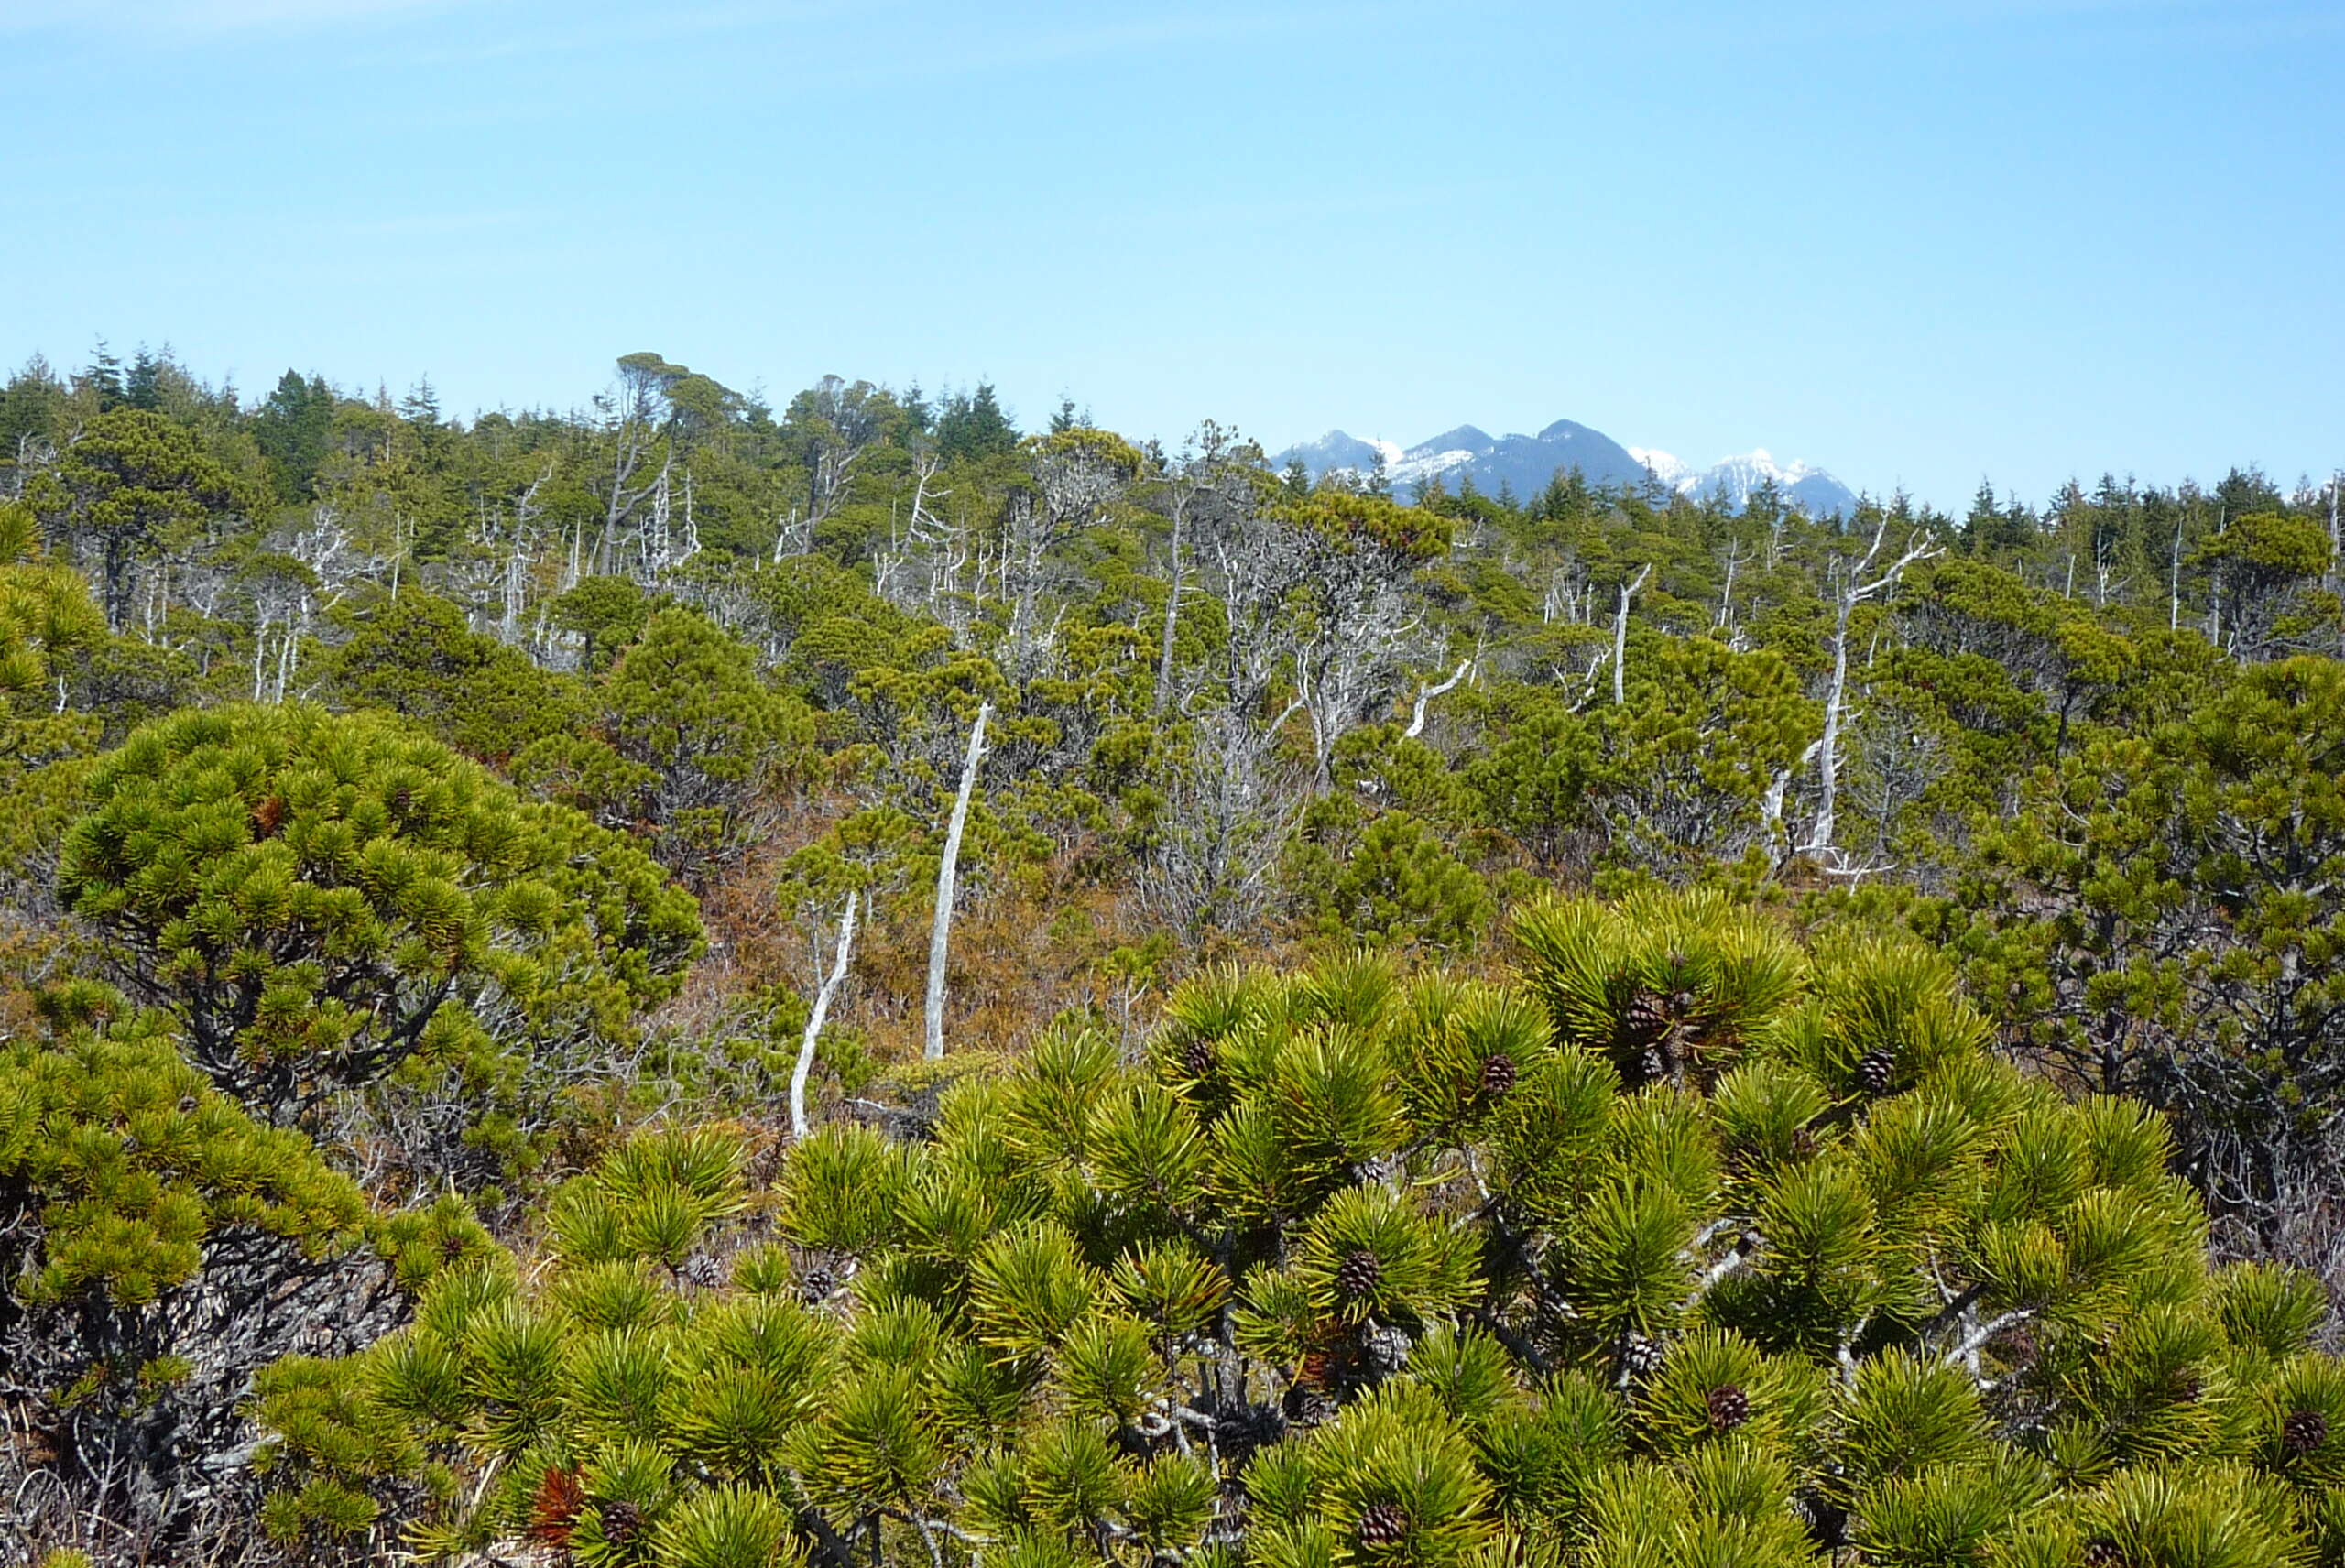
1612, 564, 1652, 705
1805, 516, 1938, 865
791, 890, 858, 1139
925, 701, 992, 1062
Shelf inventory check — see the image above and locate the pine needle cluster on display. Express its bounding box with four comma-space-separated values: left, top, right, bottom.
245, 892, 2343, 1568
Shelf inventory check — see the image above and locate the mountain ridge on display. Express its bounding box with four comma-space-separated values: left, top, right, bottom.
1275, 419, 1859, 517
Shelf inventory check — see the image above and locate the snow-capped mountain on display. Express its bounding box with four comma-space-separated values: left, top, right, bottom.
1276, 420, 1857, 517
1630, 446, 1858, 517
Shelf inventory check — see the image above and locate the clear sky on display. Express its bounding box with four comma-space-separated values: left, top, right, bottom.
2, 0, 2338, 509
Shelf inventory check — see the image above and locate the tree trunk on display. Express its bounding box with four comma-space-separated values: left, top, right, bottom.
1812, 596, 1856, 855
1405, 659, 1472, 740
791, 891, 857, 1140
1612, 565, 1652, 705
925, 701, 992, 1062
1155, 498, 1184, 714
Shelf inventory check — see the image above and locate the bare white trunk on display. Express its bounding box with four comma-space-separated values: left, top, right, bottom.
1805, 518, 1938, 861
2330, 475, 2342, 605
1155, 498, 1185, 714
925, 701, 992, 1062
2170, 513, 2185, 631
791, 891, 857, 1140
1405, 658, 1473, 739
1611, 564, 1652, 705
1812, 599, 1856, 855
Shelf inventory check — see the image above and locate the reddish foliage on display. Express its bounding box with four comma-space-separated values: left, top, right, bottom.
527, 1465, 586, 1547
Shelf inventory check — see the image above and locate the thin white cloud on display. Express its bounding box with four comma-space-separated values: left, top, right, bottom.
815, 0, 1446, 92
0, 0, 474, 35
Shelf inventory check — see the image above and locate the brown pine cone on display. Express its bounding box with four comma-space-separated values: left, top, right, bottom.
598, 1497, 644, 1544
1336, 1248, 1381, 1300
1855, 1049, 1895, 1094
1356, 1502, 1408, 1547
1180, 1037, 1216, 1079
1707, 1383, 1751, 1432
2081, 1539, 2126, 1568
1478, 1052, 1519, 1099
2283, 1407, 2329, 1456
1624, 989, 1672, 1040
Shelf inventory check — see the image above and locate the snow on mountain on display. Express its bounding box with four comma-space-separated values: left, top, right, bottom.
1622, 447, 1857, 516
1627, 446, 1696, 487
1674, 450, 1856, 517
1277, 422, 1858, 517
1388, 426, 1488, 489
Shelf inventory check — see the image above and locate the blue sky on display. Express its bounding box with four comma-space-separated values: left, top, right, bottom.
2, 0, 2338, 508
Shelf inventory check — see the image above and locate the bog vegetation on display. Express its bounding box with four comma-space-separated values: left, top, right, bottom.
0, 346, 2340, 1568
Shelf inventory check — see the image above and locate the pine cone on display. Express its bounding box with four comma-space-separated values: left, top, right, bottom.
1620, 1332, 1666, 1380
1669, 988, 1696, 1018
2081, 1540, 2126, 1568
2283, 1407, 2329, 1456
1707, 1383, 1751, 1432
1791, 1126, 1819, 1160
598, 1497, 644, 1545
1336, 1248, 1381, 1300
1355, 1502, 1408, 1547
2168, 1368, 2202, 1403
801, 1265, 837, 1302
1361, 1323, 1412, 1375
677, 1250, 723, 1290
1624, 989, 1672, 1040
1180, 1037, 1216, 1079
1286, 1385, 1338, 1429
1855, 1049, 1896, 1094
1478, 1052, 1518, 1099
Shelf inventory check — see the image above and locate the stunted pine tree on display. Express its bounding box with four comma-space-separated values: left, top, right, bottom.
57, 702, 702, 1122
0, 987, 492, 1556
253, 892, 2344, 1568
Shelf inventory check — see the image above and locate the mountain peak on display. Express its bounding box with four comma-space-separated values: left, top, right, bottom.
1276, 419, 1856, 516
1415, 424, 1495, 454
1628, 446, 1696, 486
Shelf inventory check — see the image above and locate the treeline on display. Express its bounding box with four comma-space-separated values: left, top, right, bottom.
0, 345, 2340, 1566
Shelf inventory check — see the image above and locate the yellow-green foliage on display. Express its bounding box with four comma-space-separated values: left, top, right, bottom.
55, 701, 704, 1119
0, 1001, 368, 1316
248, 893, 2344, 1568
